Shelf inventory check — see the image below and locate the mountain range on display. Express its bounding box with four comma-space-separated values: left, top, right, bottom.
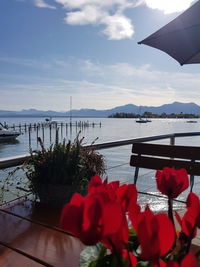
1, 102, 200, 117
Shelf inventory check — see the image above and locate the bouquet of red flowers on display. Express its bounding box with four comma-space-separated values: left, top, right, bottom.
60, 168, 200, 267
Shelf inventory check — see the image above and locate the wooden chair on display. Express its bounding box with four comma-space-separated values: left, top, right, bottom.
130, 143, 200, 192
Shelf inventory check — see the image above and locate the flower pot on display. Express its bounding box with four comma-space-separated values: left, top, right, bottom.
34, 184, 86, 206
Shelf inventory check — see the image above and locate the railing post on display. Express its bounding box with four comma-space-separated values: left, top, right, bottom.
170, 136, 175, 160
170, 136, 175, 146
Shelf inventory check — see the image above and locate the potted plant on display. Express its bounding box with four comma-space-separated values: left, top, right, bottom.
25, 132, 105, 206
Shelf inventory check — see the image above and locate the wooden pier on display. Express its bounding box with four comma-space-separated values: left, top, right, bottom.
1, 121, 102, 148
3, 121, 102, 134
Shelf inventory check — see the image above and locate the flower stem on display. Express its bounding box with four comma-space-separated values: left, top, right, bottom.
168, 197, 174, 225
186, 223, 197, 254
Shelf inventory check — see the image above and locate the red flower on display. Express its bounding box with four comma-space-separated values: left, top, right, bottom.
175, 192, 200, 239
156, 168, 189, 198
136, 207, 175, 262
89, 175, 139, 212
119, 184, 141, 233
60, 189, 129, 248
60, 193, 103, 245
88, 175, 119, 201
186, 192, 200, 227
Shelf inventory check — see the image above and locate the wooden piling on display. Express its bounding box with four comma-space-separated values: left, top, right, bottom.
42, 124, 44, 142
36, 125, 39, 141
28, 127, 31, 147
49, 124, 52, 143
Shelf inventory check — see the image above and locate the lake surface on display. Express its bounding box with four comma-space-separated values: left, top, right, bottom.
1, 117, 200, 210
1, 117, 200, 157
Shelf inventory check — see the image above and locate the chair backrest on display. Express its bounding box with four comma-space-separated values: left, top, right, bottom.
130, 143, 200, 190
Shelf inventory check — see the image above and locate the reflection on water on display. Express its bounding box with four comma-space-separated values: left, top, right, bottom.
0, 139, 20, 145
0, 139, 20, 152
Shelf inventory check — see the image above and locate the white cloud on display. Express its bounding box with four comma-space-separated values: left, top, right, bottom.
54, 0, 132, 9
30, 0, 196, 39
1, 57, 200, 110
65, 5, 104, 25
33, 0, 56, 9
145, 0, 196, 14
102, 14, 134, 40
31, 0, 140, 40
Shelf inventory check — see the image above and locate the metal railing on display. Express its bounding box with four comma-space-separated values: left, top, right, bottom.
1, 131, 200, 170
1, 131, 200, 207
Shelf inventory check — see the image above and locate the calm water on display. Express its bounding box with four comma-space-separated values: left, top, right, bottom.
1, 117, 200, 210
1, 117, 200, 157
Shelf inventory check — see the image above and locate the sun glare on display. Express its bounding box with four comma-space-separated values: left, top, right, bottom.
145, 0, 195, 14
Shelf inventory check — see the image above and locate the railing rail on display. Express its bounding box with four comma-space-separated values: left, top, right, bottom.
1, 131, 200, 170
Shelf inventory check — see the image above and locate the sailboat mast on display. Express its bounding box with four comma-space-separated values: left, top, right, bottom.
70, 96, 72, 124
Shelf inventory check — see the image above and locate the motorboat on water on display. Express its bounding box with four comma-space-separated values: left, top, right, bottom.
0, 123, 21, 141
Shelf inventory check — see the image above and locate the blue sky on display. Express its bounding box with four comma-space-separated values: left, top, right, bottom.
0, 0, 199, 111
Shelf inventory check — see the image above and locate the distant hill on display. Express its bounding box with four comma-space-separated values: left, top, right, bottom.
1, 102, 200, 117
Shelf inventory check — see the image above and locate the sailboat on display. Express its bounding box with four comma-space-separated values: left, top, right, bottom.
136, 117, 148, 123
135, 106, 151, 123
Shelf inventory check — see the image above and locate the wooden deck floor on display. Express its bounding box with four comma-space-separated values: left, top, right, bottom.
0, 200, 84, 267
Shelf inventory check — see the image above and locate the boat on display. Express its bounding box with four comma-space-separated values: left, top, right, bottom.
186, 120, 197, 123
136, 118, 150, 123
136, 118, 148, 123
0, 123, 21, 141
136, 106, 151, 123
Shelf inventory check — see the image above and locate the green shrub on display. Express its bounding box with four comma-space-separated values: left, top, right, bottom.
25, 132, 105, 197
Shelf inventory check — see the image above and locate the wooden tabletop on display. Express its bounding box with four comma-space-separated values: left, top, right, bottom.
1, 199, 199, 266
0, 200, 84, 267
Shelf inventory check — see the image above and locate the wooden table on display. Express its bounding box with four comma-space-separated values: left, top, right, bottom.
0, 200, 84, 267
1, 200, 199, 266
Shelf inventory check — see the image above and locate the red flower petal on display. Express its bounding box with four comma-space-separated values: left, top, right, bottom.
116, 184, 138, 211
60, 193, 85, 238
166, 260, 179, 267
102, 202, 124, 236
137, 209, 175, 261
88, 175, 103, 193
181, 253, 198, 267
101, 204, 129, 252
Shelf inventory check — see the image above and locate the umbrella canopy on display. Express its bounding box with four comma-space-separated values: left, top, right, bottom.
138, 0, 200, 65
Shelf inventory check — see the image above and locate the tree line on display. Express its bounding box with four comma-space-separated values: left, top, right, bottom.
108, 112, 200, 119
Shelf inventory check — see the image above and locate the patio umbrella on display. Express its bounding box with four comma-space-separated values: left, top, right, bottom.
138, 0, 200, 65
